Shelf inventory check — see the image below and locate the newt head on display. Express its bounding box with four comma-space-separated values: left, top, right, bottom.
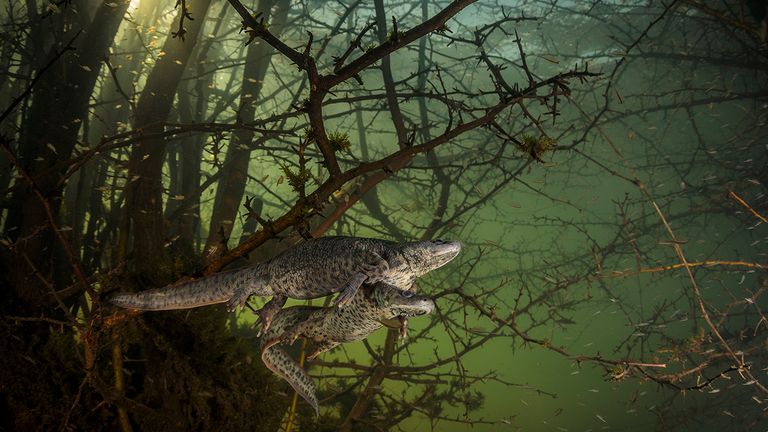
373, 283, 435, 318
397, 239, 462, 277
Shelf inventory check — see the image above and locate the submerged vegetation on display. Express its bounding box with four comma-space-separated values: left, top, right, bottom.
517, 134, 555, 161
0, 0, 766, 431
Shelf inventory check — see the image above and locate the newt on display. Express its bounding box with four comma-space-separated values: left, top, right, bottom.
109, 236, 459, 333
259, 281, 436, 414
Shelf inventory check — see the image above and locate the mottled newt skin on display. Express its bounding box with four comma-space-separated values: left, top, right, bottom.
109, 236, 459, 333
259, 282, 435, 414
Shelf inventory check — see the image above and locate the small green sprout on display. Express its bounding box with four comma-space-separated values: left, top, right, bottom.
387, 30, 406, 41
280, 164, 311, 193
302, 127, 315, 143
328, 131, 351, 152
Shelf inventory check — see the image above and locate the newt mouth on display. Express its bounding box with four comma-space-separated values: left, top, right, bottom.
433, 240, 461, 257
429, 240, 462, 268
400, 298, 435, 317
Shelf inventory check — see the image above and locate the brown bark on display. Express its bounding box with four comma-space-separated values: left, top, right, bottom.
204, 0, 291, 260
125, 0, 214, 280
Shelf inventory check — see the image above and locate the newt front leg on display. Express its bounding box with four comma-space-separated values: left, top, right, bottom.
334, 252, 390, 308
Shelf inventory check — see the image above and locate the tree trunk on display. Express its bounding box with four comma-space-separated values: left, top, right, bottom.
81, 161, 108, 272
204, 0, 291, 260
175, 80, 207, 257
3, 0, 130, 309
85, 0, 160, 272
373, 0, 408, 148
126, 0, 214, 281
171, 3, 232, 258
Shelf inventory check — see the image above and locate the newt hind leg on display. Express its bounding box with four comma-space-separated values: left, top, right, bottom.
256, 295, 288, 337
307, 340, 340, 361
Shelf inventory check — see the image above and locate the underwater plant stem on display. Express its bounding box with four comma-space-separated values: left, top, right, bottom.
729, 191, 768, 224
598, 260, 768, 278
339, 328, 398, 431
649, 198, 768, 396
111, 332, 133, 432
284, 338, 309, 432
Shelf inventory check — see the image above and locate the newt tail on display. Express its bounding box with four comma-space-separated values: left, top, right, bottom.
108, 266, 268, 310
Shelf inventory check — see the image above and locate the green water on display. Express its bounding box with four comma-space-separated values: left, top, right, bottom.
273, 2, 768, 429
